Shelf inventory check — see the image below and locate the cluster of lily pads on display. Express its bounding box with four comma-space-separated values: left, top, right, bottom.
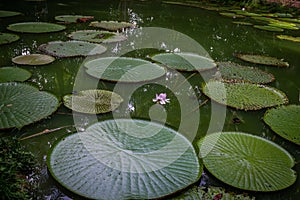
0, 7, 299, 200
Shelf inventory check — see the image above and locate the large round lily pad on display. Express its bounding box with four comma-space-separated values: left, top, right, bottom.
63, 90, 123, 114
84, 57, 166, 82
0, 33, 20, 45
89, 21, 134, 31
0, 10, 21, 18
68, 30, 127, 43
150, 53, 216, 72
12, 54, 55, 65
277, 35, 300, 42
264, 105, 300, 145
55, 15, 94, 23
235, 53, 289, 67
7, 22, 66, 33
38, 41, 107, 58
217, 61, 274, 84
0, 82, 59, 129
198, 132, 297, 191
202, 80, 288, 110
47, 119, 201, 199
0, 67, 31, 83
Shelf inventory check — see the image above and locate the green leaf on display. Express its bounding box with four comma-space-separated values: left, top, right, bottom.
217, 61, 275, 84
38, 41, 107, 58
197, 132, 297, 191
63, 89, 123, 114
68, 30, 127, 43
269, 22, 299, 30
235, 53, 289, 67
264, 105, 300, 145
12, 54, 55, 65
0, 10, 21, 18
151, 53, 216, 72
54, 15, 94, 23
0, 33, 19, 45
7, 22, 66, 33
253, 25, 284, 32
202, 80, 288, 110
277, 35, 300, 42
0, 67, 31, 83
89, 21, 134, 31
219, 12, 244, 18
47, 119, 201, 199
232, 21, 253, 26
84, 57, 166, 82
0, 82, 59, 129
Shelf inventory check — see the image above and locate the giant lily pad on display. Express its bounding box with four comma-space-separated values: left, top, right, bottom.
47, 119, 201, 199
63, 90, 123, 114
277, 35, 300, 42
89, 21, 134, 31
235, 53, 289, 67
0, 33, 20, 45
217, 61, 274, 84
198, 132, 297, 191
0, 82, 59, 129
150, 53, 216, 72
0, 67, 31, 83
38, 41, 107, 58
7, 22, 66, 33
68, 30, 127, 43
12, 54, 55, 65
0, 10, 21, 18
202, 80, 288, 110
84, 57, 166, 82
264, 105, 300, 145
55, 15, 94, 23
253, 25, 284, 32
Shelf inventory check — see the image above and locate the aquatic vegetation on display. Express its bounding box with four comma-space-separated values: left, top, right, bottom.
84, 57, 166, 82
0, 82, 59, 129
217, 61, 275, 84
269, 21, 299, 30
38, 41, 107, 57
63, 89, 123, 114
198, 132, 297, 191
0, 67, 31, 83
12, 54, 55, 65
153, 93, 170, 105
7, 22, 66, 33
232, 21, 253, 25
276, 34, 300, 42
219, 12, 245, 18
89, 20, 134, 31
202, 80, 288, 110
251, 16, 278, 22
47, 119, 201, 199
150, 52, 216, 72
0, 33, 20, 45
68, 30, 127, 43
54, 15, 94, 23
264, 105, 300, 145
235, 53, 289, 67
0, 10, 22, 18
253, 25, 284, 32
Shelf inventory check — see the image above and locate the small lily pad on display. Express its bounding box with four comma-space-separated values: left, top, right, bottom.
0, 67, 31, 83
202, 80, 288, 110
251, 16, 278, 23
219, 12, 244, 18
0, 82, 59, 129
235, 53, 289, 67
7, 22, 66, 33
38, 41, 107, 58
55, 15, 94, 23
278, 18, 300, 23
234, 11, 261, 17
232, 21, 253, 26
269, 22, 299, 30
217, 61, 275, 84
63, 90, 123, 114
276, 35, 300, 42
89, 21, 134, 31
264, 105, 300, 145
68, 30, 127, 43
151, 53, 216, 72
0, 33, 20, 45
198, 132, 297, 191
253, 25, 284, 32
12, 54, 55, 65
84, 57, 166, 82
47, 119, 201, 199
275, 13, 293, 18
0, 10, 21, 18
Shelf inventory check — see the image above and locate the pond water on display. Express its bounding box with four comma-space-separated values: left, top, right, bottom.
0, 0, 300, 199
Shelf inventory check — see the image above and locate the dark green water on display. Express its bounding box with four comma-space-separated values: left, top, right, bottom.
0, 0, 299, 199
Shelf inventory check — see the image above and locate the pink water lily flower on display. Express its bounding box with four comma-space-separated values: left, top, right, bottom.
153, 93, 170, 105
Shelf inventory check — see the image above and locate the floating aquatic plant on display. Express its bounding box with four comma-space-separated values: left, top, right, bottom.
7, 22, 66, 33
0, 33, 19, 45
0, 10, 21, 18
253, 25, 284, 32
235, 53, 289, 67
68, 30, 127, 43
277, 35, 300, 42
219, 12, 244, 18
47, 119, 201, 199
54, 15, 94, 23
198, 132, 297, 191
0, 67, 31, 83
89, 21, 134, 31
12, 54, 55, 65
232, 21, 253, 26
